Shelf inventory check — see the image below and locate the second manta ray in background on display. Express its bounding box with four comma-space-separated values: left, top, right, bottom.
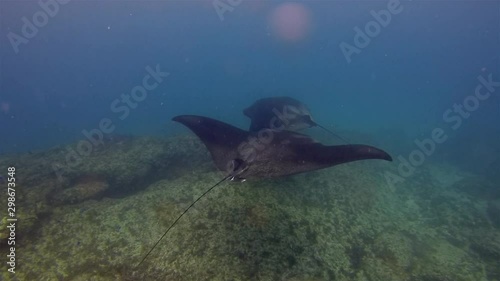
137, 115, 392, 267
243, 96, 349, 143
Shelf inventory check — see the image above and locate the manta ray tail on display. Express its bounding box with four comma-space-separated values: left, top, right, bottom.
136, 175, 231, 267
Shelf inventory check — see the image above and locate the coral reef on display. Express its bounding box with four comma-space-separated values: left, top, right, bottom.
0, 135, 498, 280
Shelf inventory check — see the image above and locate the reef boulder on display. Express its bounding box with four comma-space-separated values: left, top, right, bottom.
49, 175, 109, 205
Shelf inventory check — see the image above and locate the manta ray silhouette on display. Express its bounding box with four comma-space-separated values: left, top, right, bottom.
137, 115, 392, 266
244, 96, 349, 143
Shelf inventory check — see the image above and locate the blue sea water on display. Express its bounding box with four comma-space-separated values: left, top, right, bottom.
1, 1, 498, 157
0, 0, 499, 280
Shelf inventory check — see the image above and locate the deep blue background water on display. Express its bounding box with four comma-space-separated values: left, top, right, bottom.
1, 1, 499, 176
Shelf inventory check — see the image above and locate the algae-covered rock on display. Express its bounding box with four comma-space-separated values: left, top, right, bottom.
452, 175, 500, 200
487, 200, 500, 227
0, 135, 498, 280
49, 175, 109, 205
470, 231, 500, 262
0, 216, 8, 241
0, 135, 211, 206
372, 232, 413, 270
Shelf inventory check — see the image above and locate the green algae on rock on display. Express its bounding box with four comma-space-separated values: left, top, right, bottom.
49, 175, 110, 205
0, 136, 498, 281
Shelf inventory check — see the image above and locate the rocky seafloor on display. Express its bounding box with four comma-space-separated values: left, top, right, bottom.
0, 135, 499, 281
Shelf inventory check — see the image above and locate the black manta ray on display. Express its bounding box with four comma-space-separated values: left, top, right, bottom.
137, 115, 392, 266
173, 115, 391, 180
244, 96, 348, 143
